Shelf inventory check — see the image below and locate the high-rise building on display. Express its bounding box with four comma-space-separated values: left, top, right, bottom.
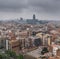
20, 17, 23, 21
33, 14, 36, 20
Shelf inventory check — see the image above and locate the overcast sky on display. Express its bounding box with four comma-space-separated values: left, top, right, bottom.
0, 0, 60, 20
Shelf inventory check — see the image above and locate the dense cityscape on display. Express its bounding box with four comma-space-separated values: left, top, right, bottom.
0, 14, 60, 59
0, 0, 60, 59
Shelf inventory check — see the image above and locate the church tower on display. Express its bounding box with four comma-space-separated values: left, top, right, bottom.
33, 14, 36, 20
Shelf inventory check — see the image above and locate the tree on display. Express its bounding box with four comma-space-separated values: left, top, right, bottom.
17, 54, 24, 59
5, 50, 17, 59
0, 54, 2, 59
41, 47, 49, 55
0, 53, 10, 59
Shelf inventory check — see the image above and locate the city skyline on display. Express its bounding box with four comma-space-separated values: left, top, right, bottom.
0, 0, 60, 20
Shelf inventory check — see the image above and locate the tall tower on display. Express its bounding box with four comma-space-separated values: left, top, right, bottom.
33, 14, 36, 20
20, 17, 23, 20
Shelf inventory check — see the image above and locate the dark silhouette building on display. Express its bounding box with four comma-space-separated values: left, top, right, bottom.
33, 14, 36, 20
26, 14, 38, 25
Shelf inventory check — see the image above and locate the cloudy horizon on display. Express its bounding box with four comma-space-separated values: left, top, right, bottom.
0, 0, 60, 20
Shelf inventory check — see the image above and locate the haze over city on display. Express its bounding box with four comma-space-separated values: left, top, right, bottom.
0, 0, 60, 20
0, 0, 60, 59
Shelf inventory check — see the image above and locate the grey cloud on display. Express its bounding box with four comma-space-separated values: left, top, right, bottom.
0, 0, 60, 13
0, 0, 28, 12
28, 0, 60, 13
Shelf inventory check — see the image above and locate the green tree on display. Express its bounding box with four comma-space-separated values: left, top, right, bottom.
0, 54, 2, 59
5, 50, 17, 59
41, 47, 49, 55
0, 53, 10, 59
17, 54, 24, 59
